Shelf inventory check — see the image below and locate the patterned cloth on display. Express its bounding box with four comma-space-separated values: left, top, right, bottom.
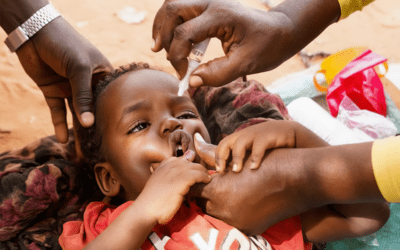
0, 78, 294, 249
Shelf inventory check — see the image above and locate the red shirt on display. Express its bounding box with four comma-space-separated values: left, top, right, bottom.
59, 200, 312, 250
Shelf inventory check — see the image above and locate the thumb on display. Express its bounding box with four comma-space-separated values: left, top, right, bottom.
190, 53, 244, 88
194, 133, 216, 168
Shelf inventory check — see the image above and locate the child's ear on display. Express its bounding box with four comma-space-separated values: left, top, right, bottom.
94, 163, 121, 197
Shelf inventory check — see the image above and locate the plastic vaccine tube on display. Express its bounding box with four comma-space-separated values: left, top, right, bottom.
177, 38, 211, 96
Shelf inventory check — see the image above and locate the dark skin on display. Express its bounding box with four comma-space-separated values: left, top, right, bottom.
1, 0, 113, 143
151, 0, 390, 233
82, 69, 388, 249
85, 69, 212, 249
191, 121, 388, 236
151, 0, 341, 86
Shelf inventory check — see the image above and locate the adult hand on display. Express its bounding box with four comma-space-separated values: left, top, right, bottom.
192, 132, 386, 234
16, 17, 113, 143
192, 134, 313, 235
152, 0, 340, 87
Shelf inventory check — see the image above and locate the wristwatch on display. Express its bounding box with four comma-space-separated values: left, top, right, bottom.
4, 3, 61, 52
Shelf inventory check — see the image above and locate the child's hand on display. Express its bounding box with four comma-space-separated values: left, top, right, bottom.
214, 120, 298, 172
136, 150, 211, 225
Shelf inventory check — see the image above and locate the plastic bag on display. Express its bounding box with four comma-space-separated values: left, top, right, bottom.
337, 96, 397, 139
326, 50, 388, 117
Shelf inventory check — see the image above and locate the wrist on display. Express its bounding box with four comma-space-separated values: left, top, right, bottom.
0, 0, 49, 34
132, 195, 160, 226
270, 0, 340, 57
4, 2, 61, 52
124, 201, 158, 231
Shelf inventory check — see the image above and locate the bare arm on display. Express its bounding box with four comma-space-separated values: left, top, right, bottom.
301, 202, 390, 243
0, 0, 48, 33
1, 0, 113, 143
83, 202, 156, 250
192, 122, 386, 235
152, 0, 340, 87
83, 153, 211, 249
293, 124, 390, 243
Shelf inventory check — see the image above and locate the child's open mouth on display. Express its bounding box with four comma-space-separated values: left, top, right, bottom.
169, 130, 191, 157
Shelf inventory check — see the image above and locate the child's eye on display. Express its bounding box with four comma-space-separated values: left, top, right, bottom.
177, 111, 197, 120
128, 122, 150, 134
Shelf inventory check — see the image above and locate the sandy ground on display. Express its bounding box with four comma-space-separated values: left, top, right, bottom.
1, 0, 400, 152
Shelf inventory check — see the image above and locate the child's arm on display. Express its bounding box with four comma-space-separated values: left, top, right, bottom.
83, 201, 157, 250
83, 151, 211, 250
214, 120, 328, 172
301, 202, 390, 243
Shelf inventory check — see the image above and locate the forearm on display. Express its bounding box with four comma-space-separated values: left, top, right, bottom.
0, 0, 49, 33
270, 0, 341, 63
241, 141, 388, 234
301, 142, 385, 205
301, 202, 389, 243
84, 202, 156, 250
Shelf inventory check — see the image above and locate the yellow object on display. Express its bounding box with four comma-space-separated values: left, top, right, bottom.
313, 46, 388, 93
372, 136, 400, 202
338, 0, 375, 19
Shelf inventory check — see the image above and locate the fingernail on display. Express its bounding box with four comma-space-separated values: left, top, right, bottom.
184, 150, 195, 160
215, 164, 221, 172
151, 39, 155, 50
250, 162, 257, 169
81, 112, 94, 127
232, 164, 239, 172
194, 133, 205, 142
150, 165, 154, 173
189, 76, 203, 88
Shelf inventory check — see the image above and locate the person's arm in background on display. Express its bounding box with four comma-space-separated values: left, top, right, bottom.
1, 0, 113, 143
152, 0, 375, 88
152, 0, 340, 87
191, 121, 391, 235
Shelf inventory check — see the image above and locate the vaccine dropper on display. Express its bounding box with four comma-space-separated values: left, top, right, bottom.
177, 38, 211, 96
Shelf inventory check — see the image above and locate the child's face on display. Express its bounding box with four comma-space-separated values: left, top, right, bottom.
96, 69, 211, 200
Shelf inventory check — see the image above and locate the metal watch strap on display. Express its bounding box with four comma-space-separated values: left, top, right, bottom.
4, 3, 61, 52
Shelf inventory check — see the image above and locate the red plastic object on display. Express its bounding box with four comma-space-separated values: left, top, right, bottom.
326, 50, 388, 117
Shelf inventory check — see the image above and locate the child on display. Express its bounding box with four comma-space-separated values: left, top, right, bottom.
59, 63, 389, 250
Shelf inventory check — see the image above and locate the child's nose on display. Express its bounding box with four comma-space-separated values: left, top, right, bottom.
160, 117, 183, 136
